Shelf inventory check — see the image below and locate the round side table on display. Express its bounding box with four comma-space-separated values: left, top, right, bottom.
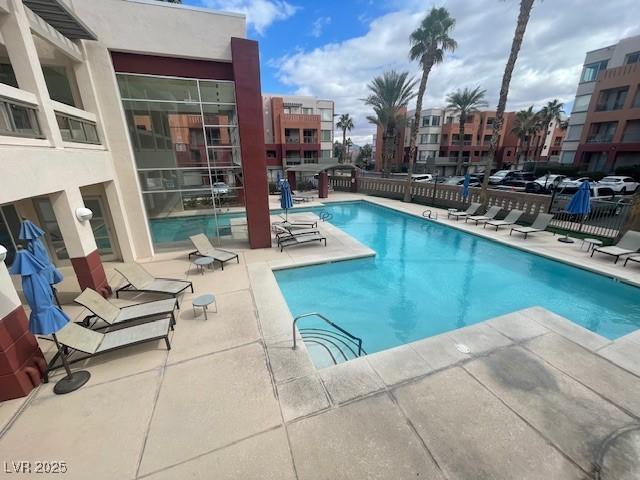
193, 256, 215, 275
581, 238, 603, 252
192, 294, 217, 320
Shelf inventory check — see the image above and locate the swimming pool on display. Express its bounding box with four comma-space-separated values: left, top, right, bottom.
149, 213, 245, 247
275, 201, 640, 365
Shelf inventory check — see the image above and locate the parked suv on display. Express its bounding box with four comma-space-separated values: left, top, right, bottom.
596, 176, 639, 194
488, 169, 513, 185
495, 172, 537, 191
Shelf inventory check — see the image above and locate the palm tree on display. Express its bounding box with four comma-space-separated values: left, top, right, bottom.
445, 86, 488, 176
345, 137, 353, 160
480, 0, 536, 204
336, 113, 354, 164
364, 70, 418, 176
535, 99, 564, 160
404, 7, 457, 201
511, 106, 540, 166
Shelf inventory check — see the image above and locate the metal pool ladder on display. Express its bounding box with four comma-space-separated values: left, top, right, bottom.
292, 313, 366, 365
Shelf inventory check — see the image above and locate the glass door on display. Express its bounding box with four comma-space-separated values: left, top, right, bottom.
33, 198, 69, 265
83, 197, 118, 261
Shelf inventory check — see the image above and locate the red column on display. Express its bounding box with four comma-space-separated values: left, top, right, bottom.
231, 38, 271, 249
318, 172, 329, 198
287, 170, 297, 190
70, 249, 112, 298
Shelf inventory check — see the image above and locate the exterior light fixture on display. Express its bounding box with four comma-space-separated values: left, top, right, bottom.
75, 207, 93, 223
0, 245, 7, 263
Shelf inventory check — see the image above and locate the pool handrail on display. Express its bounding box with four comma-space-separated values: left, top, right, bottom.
292, 312, 363, 356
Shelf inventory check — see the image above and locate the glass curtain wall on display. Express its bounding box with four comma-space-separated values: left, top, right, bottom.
117, 73, 244, 248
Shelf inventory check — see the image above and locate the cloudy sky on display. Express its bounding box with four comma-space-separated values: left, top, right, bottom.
191, 0, 639, 145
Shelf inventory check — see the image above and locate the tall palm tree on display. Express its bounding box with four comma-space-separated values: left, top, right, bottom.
404, 7, 457, 202
445, 86, 488, 176
364, 70, 418, 176
511, 106, 540, 166
336, 113, 354, 164
345, 137, 353, 159
535, 99, 564, 160
480, 0, 536, 203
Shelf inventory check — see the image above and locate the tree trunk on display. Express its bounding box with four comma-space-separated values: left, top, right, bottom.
382, 128, 396, 177
341, 128, 347, 164
456, 117, 465, 176
403, 59, 433, 202
480, 0, 535, 205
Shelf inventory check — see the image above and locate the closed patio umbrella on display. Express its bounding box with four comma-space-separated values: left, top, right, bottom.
19, 219, 63, 304
558, 181, 591, 243
280, 180, 294, 221
10, 249, 90, 394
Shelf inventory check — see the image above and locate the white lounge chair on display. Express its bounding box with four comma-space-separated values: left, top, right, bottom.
189, 234, 240, 270
75, 288, 177, 329
510, 213, 554, 239
448, 203, 481, 221
484, 209, 524, 231
466, 206, 501, 226
273, 225, 321, 245
624, 254, 640, 268
591, 230, 640, 264
114, 263, 193, 306
279, 233, 327, 251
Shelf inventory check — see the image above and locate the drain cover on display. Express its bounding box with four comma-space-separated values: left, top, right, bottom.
455, 343, 471, 354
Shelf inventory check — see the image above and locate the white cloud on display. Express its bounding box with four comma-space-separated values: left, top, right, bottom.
201, 0, 298, 35
271, 0, 640, 143
310, 16, 331, 38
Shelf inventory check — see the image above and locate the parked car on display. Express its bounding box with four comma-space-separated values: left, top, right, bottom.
532, 174, 566, 192
494, 172, 537, 192
488, 169, 513, 185
212, 182, 230, 195
411, 174, 434, 183
559, 177, 592, 189
441, 176, 481, 186
596, 176, 639, 194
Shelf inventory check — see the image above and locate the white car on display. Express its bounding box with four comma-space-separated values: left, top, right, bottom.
212, 182, 230, 195
559, 177, 593, 189
533, 174, 566, 191
488, 170, 511, 184
411, 174, 433, 182
596, 176, 639, 194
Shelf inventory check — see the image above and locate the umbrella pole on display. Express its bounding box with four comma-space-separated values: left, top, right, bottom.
51, 334, 91, 395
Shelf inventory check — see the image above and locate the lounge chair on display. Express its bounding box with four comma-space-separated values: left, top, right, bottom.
74, 288, 177, 329
591, 230, 640, 264
272, 218, 318, 232
45, 318, 172, 377
466, 206, 501, 225
279, 233, 327, 251
114, 262, 193, 306
624, 254, 640, 267
188, 234, 240, 270
448, 203, 481, 221
510, 213, 554, 239
273, 225, 321, 244
484, 209, 524, 231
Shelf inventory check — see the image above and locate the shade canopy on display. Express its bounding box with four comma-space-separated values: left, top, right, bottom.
11, 249, 69, 335
19, 219, 63, 285
566, 181, 591, 215
280, 180, 294, 210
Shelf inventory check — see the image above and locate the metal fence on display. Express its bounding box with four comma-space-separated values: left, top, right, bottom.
549, 194, 632, 239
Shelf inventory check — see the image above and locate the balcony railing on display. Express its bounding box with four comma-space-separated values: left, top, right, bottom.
285, 156, 302, 165
286, 136, 301, 143
586, 134, 615, 144
0, 96, 43, 139
303, 136, 317, 144
622, 132, 640, 143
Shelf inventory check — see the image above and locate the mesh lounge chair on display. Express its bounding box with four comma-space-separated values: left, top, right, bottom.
279, 233, 327, 251
272, 218, 318, 231
46, 319, 172, 376
624, 254, 640, 267
466, 206, 501, 225
188, 234, 240, 270
510, 213, 554, 239
273, 225, 320, 245
75, 288, 177, 329
591, 230, 640, 264
114, 263, 193, 306
448, 203, 481, 221
484, 209, 524, 231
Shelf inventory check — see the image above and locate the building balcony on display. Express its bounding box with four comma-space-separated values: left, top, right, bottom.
586, 134, 615, 144
286, 136, 301, 143
284, 113, 320, 122
303, 136, 317, 144
284, 156, 302, 165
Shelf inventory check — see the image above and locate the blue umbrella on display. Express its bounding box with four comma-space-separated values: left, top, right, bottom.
10, 249, 90, 394
19, 219, 63, 286
280, 180, 294, 221
462, 170, 471, 201
559, 181, 591, 243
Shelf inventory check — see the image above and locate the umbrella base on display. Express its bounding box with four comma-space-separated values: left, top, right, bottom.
558, 237, 575, 243
53, 370, 90, 395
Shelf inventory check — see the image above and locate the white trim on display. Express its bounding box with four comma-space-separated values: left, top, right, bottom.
61, 141, 106, 151
51, 100, 98, 123
116, 71, 235, 84
0, 84, 38, 106
0, 136, 51, 148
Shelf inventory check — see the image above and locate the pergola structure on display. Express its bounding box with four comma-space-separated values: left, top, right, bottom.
285, 163, 358, 198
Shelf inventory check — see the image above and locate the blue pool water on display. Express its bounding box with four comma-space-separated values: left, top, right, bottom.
275, 201, 640, 358
149, 213, 245, 246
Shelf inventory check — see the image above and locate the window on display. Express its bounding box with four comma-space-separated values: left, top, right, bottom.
483, 134, 492, 144
634, 86, 640, 108
553, 136, 562, 146
0, 63, 18, 88
586, 121, 618, 143
42, 66, 77, 107
581, 60, 608, 83
622, 120, 640, 143
321, 129, 332, 142
625, 51, 640, 65
421, 116, 429, 127
446, 116, 454, 124
302, 107, 313, 114
595, 87, 628, 111
486, 117, 495, 126
419, 133, 428, 144
319, 108, 332, 121
428, 133, 439, 144
565, 124, 583, 141
431, 115, 441, 126
572, 94, 592, 112
321, 149, 331, 159
0, 99, 42, 138
418, 150, 428, 161
466, 115, 474, 123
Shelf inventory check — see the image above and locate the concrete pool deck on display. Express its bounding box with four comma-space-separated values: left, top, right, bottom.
1, 192, 639, 479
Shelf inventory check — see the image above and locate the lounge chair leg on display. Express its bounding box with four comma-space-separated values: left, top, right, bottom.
509, 229, 513, 236
591, 250, 595, 258
614, 256, 619, 264
164, 337, 171, 350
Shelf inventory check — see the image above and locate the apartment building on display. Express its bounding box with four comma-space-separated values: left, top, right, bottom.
375, 107, 566, 176
262, 94, 334, 181
560, 35, 640, 172
0, 0, 272, 398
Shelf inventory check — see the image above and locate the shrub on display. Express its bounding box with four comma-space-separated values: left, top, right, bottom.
614, 165, 640, 180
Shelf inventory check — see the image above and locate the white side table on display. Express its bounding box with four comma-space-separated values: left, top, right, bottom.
192, 294, 217, 320
193, 256, 215, 275
581, 238, 603, 252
